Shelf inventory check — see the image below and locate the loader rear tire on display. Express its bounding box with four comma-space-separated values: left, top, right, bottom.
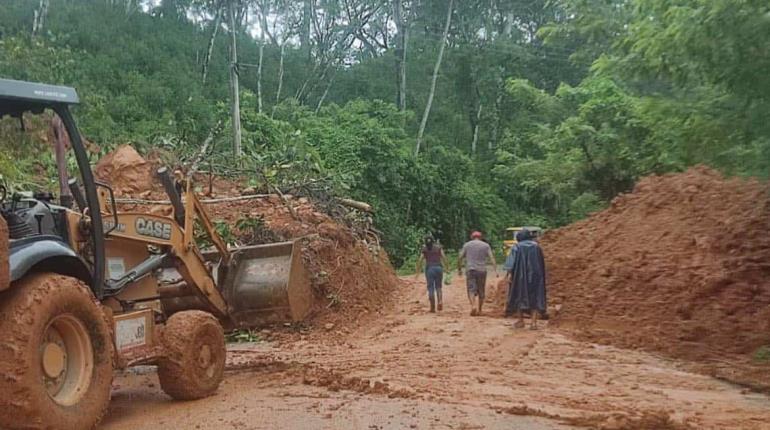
0, 273, 113, 430
157, 310, 225, 400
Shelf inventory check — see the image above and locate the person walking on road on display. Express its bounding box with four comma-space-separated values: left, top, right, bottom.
416, 236, 448, 313
458, 231, 497, 316
504, 229, 547, 329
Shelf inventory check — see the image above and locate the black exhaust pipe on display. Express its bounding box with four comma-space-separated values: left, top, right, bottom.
157, 166, 186, 226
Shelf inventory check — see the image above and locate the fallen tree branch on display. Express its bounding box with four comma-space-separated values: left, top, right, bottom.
335, 198, 372, 213
187, 121, 222, 181
270, 183, 299, 220
114, 194, 273, 205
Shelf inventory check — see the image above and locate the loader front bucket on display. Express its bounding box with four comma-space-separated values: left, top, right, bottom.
221, 240, 313, 327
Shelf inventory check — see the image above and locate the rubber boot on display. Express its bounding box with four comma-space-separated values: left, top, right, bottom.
429, 296, 436, 313
436, 288, 443, 311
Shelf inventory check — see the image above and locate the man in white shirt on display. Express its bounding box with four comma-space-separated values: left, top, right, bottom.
458, 231, 497, 316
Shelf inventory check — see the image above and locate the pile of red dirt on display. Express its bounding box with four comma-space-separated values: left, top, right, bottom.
95, 145, 399, 329
539, 166, 770, 387
205, 195, 400, 330
94, 144, 157, 196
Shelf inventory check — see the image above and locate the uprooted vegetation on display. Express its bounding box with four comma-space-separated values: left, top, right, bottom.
96, 145, 400, 329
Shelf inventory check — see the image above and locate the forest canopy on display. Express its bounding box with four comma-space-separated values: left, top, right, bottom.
1, 0, 768, 265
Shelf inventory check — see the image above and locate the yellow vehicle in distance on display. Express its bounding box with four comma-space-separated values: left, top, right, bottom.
502, 226, 543, 256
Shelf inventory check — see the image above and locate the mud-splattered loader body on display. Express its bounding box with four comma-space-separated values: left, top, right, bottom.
0, 79, 311, 429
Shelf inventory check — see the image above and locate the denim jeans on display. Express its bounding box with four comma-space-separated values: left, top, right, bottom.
425, 265, 443, 302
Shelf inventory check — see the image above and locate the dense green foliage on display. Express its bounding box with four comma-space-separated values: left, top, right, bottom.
1, 0, 767, 265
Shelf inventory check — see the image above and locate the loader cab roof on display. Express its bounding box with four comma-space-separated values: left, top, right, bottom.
505, 226, 542, 233
0, 78, 79, 117
504, 226, 543, 241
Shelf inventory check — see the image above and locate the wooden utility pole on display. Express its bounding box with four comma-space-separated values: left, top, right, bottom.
228, 0, 242, 158
415, 0, 453, 157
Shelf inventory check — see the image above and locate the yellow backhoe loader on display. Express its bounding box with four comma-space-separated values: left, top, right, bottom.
0, 79, 311, 429
502, 226, 543, 256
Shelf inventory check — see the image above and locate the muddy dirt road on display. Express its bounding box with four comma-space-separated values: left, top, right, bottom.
101, 275, 770, 430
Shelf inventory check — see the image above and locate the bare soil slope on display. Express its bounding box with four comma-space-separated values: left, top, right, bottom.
541, 166, 770, 387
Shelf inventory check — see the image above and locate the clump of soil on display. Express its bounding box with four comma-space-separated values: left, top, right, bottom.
96, 145, 399, 328
565, 411, 694, 430
540, 166, 770, 387
94, 144, 157, 196
301, 366, 416, 399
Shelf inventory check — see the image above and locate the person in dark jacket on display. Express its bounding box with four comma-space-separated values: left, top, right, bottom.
416, 236, 449, 312
504, 229, 547, 329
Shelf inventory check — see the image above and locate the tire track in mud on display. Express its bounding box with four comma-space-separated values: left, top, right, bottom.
216, 275, 770, 430
102, 275, 770, 430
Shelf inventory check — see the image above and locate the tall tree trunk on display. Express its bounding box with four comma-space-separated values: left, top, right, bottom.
490, 115, 497, 151
272, 42, 285, 118
400, 27, 408, 111
315, 74, 335, 113
415, 0, 453, 157
315, 76, 334, 113
125, 0, 136, 14
503, 11, 514, 37
257, 33, 264, 114
471, 102, 482, 155
228, 0, 242, 157
491, 93, 502, 151
295, 62, 318, 103
303, 63, 333, 104
393, 0, 408, 112
32, 0, 50, 36
201, 6, 222, 85
256, 0, 277, 45
301, 0, 312, 62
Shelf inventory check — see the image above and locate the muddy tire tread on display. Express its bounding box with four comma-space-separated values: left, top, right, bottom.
0, 273, 113, 430
157, 310, 226, 400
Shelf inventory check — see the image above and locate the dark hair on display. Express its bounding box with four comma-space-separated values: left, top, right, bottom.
424, 236, 434, 250
516, 229, 533, 242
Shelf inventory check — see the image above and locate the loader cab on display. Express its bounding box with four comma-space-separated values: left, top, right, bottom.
0, 78, 106, 296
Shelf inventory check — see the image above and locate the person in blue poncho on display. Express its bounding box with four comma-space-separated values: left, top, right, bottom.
504, 228, 547, 329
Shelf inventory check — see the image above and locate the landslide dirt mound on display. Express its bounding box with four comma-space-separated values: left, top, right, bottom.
205, 195, 400, 329
540, 166, 770, 386
97, 145, 399, 329
95, 144, 157, 196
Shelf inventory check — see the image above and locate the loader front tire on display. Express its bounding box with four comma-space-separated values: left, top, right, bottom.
0, 273, 114, 430
157, 310, 225, 400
